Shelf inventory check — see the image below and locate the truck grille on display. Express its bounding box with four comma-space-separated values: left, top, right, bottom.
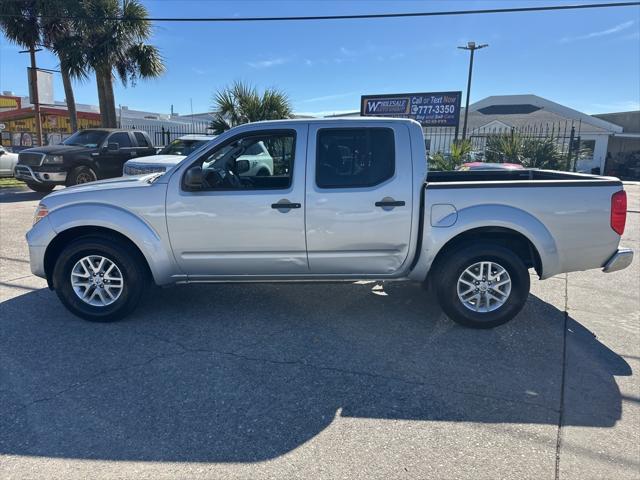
123, 164, 167, 176
18, 152, 45, 166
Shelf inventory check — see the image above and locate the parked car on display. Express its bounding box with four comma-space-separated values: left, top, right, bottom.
0, 145, 18, 177
14, 128, 156, 192
26, 118, 633, 328
458, 162, 524, 171
122, 135, 274, 178
123, 134, 215, 176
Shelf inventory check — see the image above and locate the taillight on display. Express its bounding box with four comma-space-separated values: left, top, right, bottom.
611, 190, 627, 235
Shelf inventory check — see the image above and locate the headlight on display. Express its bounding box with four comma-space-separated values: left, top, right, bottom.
43, 155, 63, 164
33, 204, 49, 225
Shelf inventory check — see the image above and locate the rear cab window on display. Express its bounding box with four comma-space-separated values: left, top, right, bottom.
316, 128, 395, 188
134, 132, 151, 148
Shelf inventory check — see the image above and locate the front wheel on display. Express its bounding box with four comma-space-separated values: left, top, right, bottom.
66, 166, 97, 186
433, 243, 530, 329
52, 236, 148, 322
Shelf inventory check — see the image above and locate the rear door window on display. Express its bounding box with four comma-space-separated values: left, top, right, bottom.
316, 128, 395, 188
134, 132, 151, 148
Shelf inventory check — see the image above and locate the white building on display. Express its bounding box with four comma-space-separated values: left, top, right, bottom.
329, 94, 627, 173
465, 95, 623, 173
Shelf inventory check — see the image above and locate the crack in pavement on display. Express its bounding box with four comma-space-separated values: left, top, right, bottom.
554, 273, 569, 480
3, 326, 560, 417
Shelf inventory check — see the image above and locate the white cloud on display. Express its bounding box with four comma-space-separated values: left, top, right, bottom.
560, 20, 635, 43
247, 57, 290, 69
298, 92, 358, 103
294, 109, 359, 117
339, 46, 357, 56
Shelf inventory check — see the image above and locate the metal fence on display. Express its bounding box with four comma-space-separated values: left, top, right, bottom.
424, 120, 586, 171
121, 120, 213, 147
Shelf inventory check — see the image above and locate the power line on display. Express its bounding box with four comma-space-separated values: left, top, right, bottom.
0, 1, 638, 22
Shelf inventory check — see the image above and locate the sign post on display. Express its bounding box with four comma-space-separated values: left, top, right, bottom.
360, 91, 462, 128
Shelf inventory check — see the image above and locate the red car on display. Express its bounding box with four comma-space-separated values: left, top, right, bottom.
458, 162, 525, 171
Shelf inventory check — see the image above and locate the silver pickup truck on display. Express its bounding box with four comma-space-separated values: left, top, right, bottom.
26, 118, 633, 328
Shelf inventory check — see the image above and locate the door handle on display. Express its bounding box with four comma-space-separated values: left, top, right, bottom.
375, 199, 405, 208
271, 202, 301, 210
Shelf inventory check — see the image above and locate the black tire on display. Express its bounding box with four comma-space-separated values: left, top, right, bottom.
66, 166, 97, 186
25, 182, 55, 193
256, 167, 270, 176
52, 235, 148, 322
433, 242, 530, 329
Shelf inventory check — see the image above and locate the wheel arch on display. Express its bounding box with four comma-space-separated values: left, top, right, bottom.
418, 204, 561, 281
44, 226, 151, 287
427, 226, 543, 281
44, 204, 177, 287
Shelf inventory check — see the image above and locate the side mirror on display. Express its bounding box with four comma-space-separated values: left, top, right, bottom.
236, 159, 250, 174
184, 166, 203, 189
107, 142, 119, 152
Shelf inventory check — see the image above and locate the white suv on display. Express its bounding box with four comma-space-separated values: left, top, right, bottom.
123, 135, 275, 178
122, 134, 215, 176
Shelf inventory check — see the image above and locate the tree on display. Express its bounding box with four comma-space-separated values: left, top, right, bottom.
485, 133, 564, 170
0, 0, 84, 133
210, 81, 292, 134
40, 0, 87, 132
73, 0, 165, 127
521, 137, 563, 169
428, 139, 472, 171
485, 133, 524, 164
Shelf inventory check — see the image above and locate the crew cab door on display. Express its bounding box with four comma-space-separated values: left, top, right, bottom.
305, 123, 413, 274
166, 125, 308, 277
99, 131, 136, 178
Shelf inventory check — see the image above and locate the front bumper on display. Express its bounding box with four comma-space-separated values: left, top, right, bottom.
26, 216, 57, 281
14, 165, 67, 184
602, 248, 634, 273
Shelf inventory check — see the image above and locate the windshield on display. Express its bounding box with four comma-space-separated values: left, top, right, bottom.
160, 139, 210, 156
62, 130, 108, 148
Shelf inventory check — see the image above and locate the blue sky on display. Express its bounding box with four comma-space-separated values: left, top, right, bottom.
1, 0, 639, 116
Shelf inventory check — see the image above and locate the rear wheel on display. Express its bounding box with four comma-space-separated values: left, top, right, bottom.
26, 182, 55, 193
67, 166, 97, 186
433, 242, 530, 329
52, 236, 147, 322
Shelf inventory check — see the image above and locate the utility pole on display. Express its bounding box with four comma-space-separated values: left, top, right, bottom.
458, 41, 488, 140
21, 45, 44, 146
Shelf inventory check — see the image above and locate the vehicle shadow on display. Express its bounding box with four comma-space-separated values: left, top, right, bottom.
0, 188, 50, 203
0, 282, 630, 462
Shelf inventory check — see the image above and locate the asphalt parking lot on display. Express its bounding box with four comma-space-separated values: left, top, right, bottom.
0, 185, 638, 480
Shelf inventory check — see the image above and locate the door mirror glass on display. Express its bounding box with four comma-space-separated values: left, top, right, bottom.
184, 166, 203, 190
236, 159, 250, 174
107, 142, 119, 152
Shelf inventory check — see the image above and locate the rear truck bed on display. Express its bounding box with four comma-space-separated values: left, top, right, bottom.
410, 169, 629, 281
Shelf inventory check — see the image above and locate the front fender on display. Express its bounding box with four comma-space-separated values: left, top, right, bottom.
46, 203, 176, 285
411, 204, 561, 280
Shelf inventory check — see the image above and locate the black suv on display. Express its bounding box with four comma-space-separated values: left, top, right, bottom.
14, 128, 156, 192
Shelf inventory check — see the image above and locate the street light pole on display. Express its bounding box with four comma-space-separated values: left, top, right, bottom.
458, 41, 488, 141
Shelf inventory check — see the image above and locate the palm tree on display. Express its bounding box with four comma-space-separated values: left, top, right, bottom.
73, 0, 165, 127
39, 0, 87, 132
0, 0, 85, 133
210, 81, 292, 134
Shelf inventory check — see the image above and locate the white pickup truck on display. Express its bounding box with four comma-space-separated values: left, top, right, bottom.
26, 118, 633, 328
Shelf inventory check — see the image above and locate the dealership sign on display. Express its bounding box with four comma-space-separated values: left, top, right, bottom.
361, 91, 462, 127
